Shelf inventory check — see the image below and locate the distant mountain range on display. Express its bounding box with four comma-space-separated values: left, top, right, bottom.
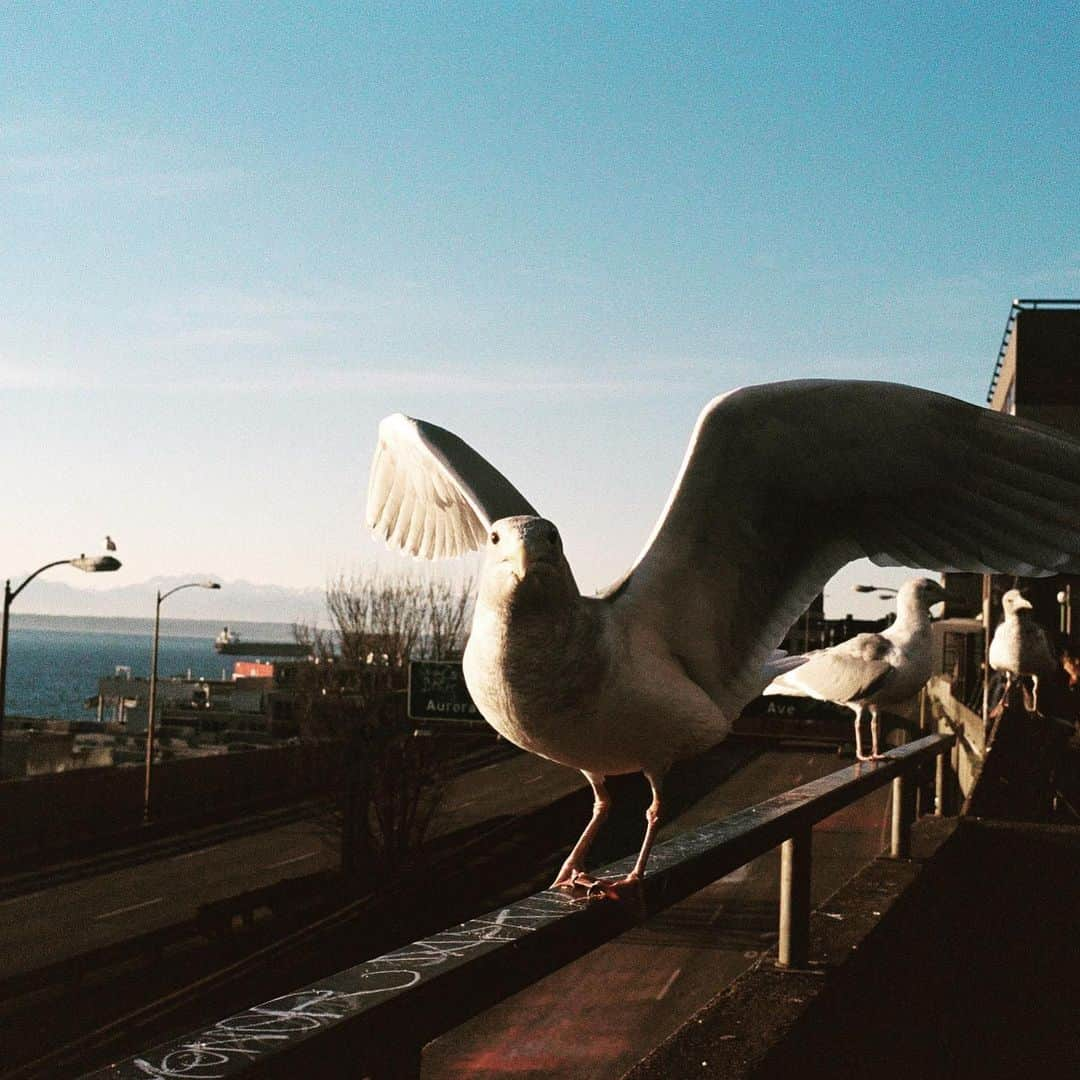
6, 575, 328, 626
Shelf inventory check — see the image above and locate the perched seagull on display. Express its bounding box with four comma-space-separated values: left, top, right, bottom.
763, 578, 946, 760
366, 380, 1080, 892
989, 589, 1057, 713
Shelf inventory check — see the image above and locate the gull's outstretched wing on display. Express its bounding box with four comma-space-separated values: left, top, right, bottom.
607, 380, 1080, 717
763, 634, 894, 705
367, 413, 538, 559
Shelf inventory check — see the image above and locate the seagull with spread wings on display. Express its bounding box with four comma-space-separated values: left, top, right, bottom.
366, 380, 1080, 893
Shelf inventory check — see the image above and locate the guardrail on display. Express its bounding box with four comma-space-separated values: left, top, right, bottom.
86, 734, 952, 1080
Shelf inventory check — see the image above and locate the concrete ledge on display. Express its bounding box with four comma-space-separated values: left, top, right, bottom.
626, 813, 1080, 1078
622, 816, 960, 1079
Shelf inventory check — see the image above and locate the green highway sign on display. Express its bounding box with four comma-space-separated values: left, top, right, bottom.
407, 660, 482, 722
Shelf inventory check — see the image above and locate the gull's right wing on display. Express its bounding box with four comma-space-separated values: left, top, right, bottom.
606, 380, 1080, 717
366, 413, 539, 560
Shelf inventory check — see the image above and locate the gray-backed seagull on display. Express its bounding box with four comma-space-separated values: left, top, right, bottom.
366, 380, 1080, 893
763, 577, 945, 760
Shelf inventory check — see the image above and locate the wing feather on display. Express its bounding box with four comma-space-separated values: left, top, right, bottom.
608, 380, 1080, 716
366, 413, 538, 560
766, 636, 895, 705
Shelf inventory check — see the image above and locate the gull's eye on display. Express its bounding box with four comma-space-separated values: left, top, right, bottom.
490, 530, 500, 545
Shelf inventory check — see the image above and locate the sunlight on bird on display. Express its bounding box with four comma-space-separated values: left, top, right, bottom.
765, 578, 945, 760
989, 589, 1057, 714
366, 380, 1080, 896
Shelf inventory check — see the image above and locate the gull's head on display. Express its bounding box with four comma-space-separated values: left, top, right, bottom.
897, 577, 948, 615
479, 515, 576, 608
1001, 588, 1033, 617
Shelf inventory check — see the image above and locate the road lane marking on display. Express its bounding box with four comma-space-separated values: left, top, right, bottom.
263, 851, 318, 870
447, 797, 479, 811
94, 897, 164, 920
0, 888, 52, 907
655, 967, 681, 1000
171, 843, 227, 861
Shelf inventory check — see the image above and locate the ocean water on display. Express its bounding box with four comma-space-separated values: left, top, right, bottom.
3, 617, 295, 722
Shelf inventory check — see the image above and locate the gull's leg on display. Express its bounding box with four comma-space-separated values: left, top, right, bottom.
551, 771, 609, 889
989, 673, 1011, 717
1031, 675, 1041, 714
853, 705, 871, 761
627, 770, 664, 881
869, 705, 886, 760
592, 770, 666, 899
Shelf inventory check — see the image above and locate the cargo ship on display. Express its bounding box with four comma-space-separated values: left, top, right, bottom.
213, 627, 311, 657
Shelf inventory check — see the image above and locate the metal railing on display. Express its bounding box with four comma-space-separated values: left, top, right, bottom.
85, 734, 952, 1080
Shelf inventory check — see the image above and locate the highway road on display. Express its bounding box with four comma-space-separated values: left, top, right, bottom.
2, 738, 887, 1079
423, 748, 894, 1080
0, 745, 586, 982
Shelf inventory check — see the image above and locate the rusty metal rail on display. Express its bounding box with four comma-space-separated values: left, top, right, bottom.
85, 734, 952, 1080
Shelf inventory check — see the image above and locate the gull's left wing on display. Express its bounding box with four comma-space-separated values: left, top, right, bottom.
764, 633, 895, 704
367, 413, 539, 559
606, 380, 1080, 718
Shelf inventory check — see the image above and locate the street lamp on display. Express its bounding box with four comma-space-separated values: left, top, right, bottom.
144, 581, 221, 822
1057, 585, 1072, 637
1, 553, 122, 754
851, 584, 898, 598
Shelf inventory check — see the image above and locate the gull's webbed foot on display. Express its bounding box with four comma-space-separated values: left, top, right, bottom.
551, 868, 598, 890
552, 870, 645, 903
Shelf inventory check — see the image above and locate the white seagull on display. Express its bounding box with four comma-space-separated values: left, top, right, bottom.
763, 577, 946, 760
989, 589, 1058, 713
366, 380, 1080, 892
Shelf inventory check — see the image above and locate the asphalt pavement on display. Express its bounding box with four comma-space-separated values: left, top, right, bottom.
0, 747, 587, 981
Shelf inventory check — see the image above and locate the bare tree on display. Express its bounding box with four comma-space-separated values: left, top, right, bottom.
293, 567, 474, 885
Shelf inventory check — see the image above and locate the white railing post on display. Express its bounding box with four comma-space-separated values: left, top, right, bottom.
890, 774, 913, 858
777, 825, 812, 968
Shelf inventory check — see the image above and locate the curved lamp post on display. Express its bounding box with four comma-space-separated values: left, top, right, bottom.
852, 583, 898, 598
144, 581, 221, 822
0, 554, 122, 757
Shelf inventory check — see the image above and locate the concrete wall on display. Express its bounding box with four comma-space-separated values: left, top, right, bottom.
0, 740, 342, 866
752, 821, 1080, 1078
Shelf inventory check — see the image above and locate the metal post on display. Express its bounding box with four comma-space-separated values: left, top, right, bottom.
981, 573, 991, 729
890, 774, 912, 858
778, 826, 812, 968
934, 751, 945, 816
0, 579, 11, 764
143, 591, 162, 823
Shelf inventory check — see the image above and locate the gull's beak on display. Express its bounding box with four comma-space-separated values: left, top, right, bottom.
504, 536, 556, 581
1013, 595, 1034, 611
506, 542, 530, 581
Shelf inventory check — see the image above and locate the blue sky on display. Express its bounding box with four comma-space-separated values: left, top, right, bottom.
1, 3, 1077, 618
